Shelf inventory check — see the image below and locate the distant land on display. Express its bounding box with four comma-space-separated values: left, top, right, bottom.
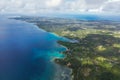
13, 15, 120, 80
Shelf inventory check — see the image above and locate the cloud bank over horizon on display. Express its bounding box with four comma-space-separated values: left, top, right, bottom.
0, 0, 120, 14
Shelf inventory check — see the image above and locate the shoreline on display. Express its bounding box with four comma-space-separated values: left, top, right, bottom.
38, 27, 73, 80
52, 61, 72, 80
12, 16, 120, 80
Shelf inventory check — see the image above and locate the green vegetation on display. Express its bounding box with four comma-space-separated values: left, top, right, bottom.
55, 33, 120, 80
14, 17, 120, 80
47, 24, 120, 80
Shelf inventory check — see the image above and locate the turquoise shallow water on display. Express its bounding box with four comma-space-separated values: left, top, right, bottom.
0, 17, 66, 80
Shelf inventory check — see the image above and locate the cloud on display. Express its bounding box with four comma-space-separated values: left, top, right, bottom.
84, 0, 107, 9
101, 0, 120, 13
45, 0, 62, 7
0, 0, 120, 14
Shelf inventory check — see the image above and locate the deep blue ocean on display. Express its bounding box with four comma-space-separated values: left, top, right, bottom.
0, 14, 120, 80
0, 17, 66, 80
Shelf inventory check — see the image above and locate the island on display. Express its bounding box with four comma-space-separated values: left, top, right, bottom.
13, 16, 120, 80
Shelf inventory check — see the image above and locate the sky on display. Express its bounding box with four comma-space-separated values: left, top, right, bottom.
0, 0, 120, 15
